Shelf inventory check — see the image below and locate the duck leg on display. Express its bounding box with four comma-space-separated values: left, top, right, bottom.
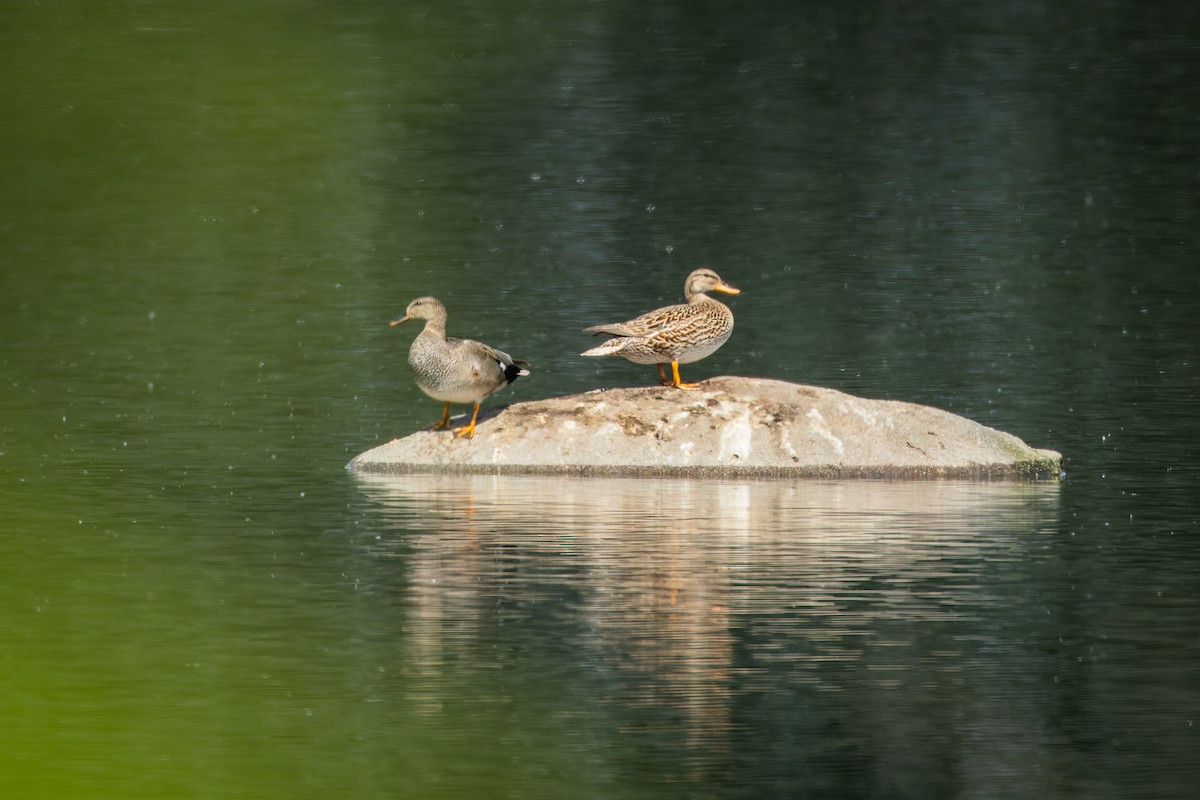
431, 402, 452, 430
453, 402, 482, 439
671, 361, 703, 390
657, 363, 673, 386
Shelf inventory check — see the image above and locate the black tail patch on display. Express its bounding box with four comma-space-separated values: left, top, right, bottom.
504, 359, 531, 384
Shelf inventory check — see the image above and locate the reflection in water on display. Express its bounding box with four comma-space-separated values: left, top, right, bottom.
355, 474, 1060, 787
1, 0, 1194, 793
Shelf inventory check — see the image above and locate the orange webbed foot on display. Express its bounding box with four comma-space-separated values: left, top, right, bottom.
669, 362, 704, 390
429, 402, 452, 431
452, 403, 481, 439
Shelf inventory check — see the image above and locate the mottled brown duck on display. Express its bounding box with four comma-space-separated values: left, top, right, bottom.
581, 268, 740, 389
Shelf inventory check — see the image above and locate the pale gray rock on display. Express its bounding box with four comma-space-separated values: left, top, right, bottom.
348, 376, 1062, 479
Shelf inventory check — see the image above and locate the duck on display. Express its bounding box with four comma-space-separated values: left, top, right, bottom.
390, 297, 531, 439
580, 267, 741, 389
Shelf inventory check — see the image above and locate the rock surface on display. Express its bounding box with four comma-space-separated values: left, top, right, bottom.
348, 376, 1062, 479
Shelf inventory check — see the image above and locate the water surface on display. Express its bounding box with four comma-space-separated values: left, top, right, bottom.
2, 1, 1198, 797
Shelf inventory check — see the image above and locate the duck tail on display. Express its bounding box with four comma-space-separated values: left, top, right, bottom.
583, 323, 637, 336
580, 338, 627, 358
505, 359, 531, 383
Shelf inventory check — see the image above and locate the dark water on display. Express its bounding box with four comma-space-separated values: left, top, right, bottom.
2, 1, 1197, 797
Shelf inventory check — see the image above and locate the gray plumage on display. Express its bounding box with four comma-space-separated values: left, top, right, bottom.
390, 296, 530, 438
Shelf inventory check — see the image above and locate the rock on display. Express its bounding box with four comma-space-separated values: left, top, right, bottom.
348, 376, 1062, 479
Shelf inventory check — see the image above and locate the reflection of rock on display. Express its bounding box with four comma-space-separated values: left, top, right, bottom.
356, 474, 1061, 759
348, 377, 1061, 479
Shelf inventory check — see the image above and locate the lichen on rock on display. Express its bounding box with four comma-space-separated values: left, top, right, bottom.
349, 376, 1062, 480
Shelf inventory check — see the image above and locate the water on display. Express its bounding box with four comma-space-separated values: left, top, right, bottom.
2, 1, 1198, 797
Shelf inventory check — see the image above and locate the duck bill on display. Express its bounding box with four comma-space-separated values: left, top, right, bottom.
715, 282, 741, 295
388, 315, 412, 327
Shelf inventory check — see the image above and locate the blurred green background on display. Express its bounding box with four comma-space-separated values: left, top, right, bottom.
2, 1, 1197, 797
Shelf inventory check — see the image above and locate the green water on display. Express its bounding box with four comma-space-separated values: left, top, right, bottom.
2, 1, 1198, 797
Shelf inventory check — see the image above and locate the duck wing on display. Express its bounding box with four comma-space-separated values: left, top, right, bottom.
584, 301, 695, 338
448, 337, 531, 385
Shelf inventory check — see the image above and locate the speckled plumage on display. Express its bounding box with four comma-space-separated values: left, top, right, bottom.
581, 268, 740, 389
390, 297, 530, 438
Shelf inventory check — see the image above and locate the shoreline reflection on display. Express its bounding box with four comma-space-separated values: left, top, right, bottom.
354, 474, 1061, 777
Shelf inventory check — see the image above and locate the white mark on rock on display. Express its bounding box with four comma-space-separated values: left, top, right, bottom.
780, 433, 798, 460
850, 402, 876, 426
719, 411, 753, 460
715, 399, 743, 419
597, 422, 622, 438
807, 407, 844, 455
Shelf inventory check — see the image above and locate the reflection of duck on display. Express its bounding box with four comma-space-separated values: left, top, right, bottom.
356, 473, 1060, 755
581, 268, 741, 389
390, 297, 530, 439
